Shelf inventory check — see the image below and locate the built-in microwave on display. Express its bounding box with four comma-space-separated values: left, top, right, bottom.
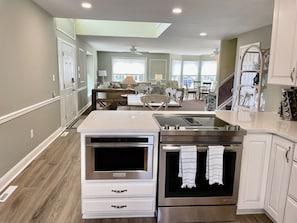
85, 135, 154, 180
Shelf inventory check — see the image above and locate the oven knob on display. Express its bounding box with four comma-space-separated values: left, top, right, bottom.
174, 124, 180, 130
164, 124, 170, 130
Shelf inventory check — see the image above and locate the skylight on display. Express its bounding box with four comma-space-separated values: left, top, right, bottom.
75, 19, 171, 38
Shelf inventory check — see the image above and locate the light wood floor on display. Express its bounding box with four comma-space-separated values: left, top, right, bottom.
0, 129, 272, 223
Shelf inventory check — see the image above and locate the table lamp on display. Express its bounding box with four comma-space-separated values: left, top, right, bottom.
98, 70, 107, 84
155, 74, 163, 86
122, 76, 136, 89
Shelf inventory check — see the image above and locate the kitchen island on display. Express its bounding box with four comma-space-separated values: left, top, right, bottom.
77, 110, 297, 222
78, 110, 297, 141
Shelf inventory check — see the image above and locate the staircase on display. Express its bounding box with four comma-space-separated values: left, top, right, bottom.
217, 73, 234, 110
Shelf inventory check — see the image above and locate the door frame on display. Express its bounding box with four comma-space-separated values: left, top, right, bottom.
57, 37, 78, 127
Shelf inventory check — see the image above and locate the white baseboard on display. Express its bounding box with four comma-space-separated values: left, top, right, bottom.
78, 102, 91, 116
0, 127, 65, 193
237, 208, 265, 215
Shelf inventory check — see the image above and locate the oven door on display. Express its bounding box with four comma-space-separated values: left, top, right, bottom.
158, 144, 242, 206
86, 143, 153, 180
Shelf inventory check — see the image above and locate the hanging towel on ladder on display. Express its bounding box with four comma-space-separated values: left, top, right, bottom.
206, 145, 225, 185
178, 145, 197, 188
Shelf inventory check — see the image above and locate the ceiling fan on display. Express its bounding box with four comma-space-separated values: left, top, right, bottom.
211, 48, 220, 57
130, 46, 143, 55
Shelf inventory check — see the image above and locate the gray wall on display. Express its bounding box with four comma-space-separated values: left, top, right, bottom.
0, 0, 61, 177
0, 0, 97, 178
98, 52, 216, 88
235, 25, 283, 112
219, 39, 237, 85
97, 51, 170, 83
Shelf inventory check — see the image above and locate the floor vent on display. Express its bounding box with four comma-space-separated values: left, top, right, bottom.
0, 185, 17, 202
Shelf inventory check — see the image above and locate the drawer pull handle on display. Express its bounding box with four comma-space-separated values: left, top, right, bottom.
291, 68, 295, 82
111, 189, 128, 193
286, 147, 291, 163
111, 205, 127, 209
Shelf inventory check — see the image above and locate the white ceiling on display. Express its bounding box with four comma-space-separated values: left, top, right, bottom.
32, 0, 274, 55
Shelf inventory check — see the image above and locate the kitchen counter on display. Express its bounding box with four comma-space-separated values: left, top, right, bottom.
215, 110, 297, 142
77, 110, 160, 134
78, 110, 297, 142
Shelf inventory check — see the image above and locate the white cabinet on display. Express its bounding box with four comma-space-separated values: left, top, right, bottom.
82, 180, 156, 218
83, 182, 156, 198
284, 150, 297, 223
237, 134, 272, 212
283, 197, 297, 223
268, 0, 297, 85
265, 135, 294, 223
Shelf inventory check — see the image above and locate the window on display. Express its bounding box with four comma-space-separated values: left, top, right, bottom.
170, 58, 218, 89
171, 60, 182, 83
182, 61, 199, 88
201, 61, 217, 83
112, 57, 147, 82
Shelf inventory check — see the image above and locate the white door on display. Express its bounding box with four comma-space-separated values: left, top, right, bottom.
58, 39, 77, 126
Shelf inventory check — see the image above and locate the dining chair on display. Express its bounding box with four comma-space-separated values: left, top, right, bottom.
134, 84, 151, 94
185, 82, 200, 100
140, 94, 170, 110
200, 82, 211, 99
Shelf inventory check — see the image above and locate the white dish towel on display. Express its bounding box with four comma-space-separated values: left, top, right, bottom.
206, 145, 225, 185
178, 145, 197, 188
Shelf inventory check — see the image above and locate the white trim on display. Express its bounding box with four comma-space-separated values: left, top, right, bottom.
77, 86, 87, 92
55, 18, 76, 40
78, 102, 91, 116
0, 96, 60, 125
0, 127, 65, 193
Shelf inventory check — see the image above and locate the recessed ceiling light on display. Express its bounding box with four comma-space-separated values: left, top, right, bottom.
172, 8, 182, 14
81, 2, 92, 9
200, 32, 207, 36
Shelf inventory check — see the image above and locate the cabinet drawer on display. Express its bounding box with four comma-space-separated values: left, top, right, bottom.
82, 198, 155, 213
82, 182, 155, 197
288, 162, 297, 201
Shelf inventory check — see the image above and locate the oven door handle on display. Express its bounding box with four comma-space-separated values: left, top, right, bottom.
162, 145, 241, 152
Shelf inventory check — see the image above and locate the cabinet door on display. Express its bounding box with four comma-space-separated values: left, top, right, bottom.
288, 161, 297, 201
238, 134, 272, 211
268, 0, 297, 85
283, 197, 297, 223
265, 136, 294, 223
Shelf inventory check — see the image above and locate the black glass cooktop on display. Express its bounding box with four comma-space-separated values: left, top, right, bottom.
153, 114, 229, 128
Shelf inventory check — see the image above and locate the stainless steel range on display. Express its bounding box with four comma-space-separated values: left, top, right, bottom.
153, 114, 246, 223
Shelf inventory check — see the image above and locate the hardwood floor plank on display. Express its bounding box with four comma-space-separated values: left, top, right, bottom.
0, 129, 272, 223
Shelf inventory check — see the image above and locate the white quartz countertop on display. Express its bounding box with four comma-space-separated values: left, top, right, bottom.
215, 110, 297, 142
77, 110, 160, 134
77, 110, 297, 142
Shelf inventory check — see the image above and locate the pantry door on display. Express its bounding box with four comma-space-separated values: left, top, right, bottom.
57, 38, 77, 127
